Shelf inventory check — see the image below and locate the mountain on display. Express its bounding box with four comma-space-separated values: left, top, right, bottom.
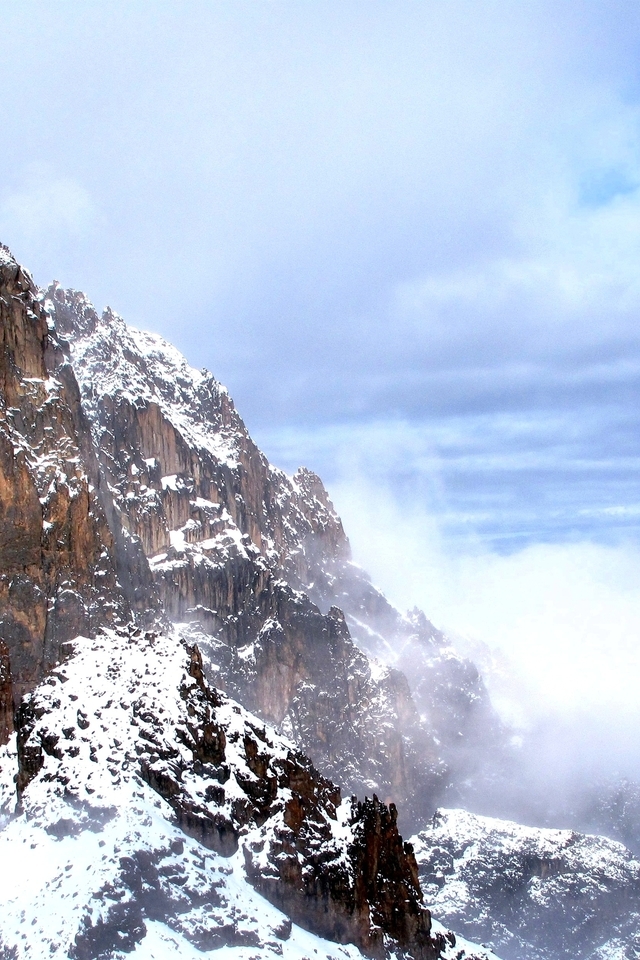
45, 279, 501, 826
0, 246, 125, 718
0, 244, 497, 960
1, 626, 436, 960
411, 808, 640, 960
1, 241, 639, 960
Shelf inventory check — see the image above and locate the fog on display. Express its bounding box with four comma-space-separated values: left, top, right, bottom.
318, 470, 640, 843
334, 479, 640, 718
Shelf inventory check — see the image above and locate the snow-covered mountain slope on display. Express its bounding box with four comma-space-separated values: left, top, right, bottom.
0, 625, 495, 960
411, 808, 640, 960
4, 242, 638, 960
48, 282, 347, 582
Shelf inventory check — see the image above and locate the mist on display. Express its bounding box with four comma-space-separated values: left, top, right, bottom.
317, 470, 640, 841
333, 480, 640, 717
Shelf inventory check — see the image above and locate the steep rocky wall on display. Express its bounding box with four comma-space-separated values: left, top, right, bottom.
0, 250, 499, 816
0, 246, 125, 726
50, 284, 349, 582
0, 640, 13, 743
152, 544, 444, 816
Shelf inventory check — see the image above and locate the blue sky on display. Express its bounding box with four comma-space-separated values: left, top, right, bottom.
3, 1, 640, 717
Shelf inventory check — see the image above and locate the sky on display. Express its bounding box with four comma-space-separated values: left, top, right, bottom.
2, 1, 640, 724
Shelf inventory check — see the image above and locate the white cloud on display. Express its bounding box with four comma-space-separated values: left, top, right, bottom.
330, 473, 640, 726
392, 175, 640, 362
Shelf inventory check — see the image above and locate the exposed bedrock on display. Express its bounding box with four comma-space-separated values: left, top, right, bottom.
0, 247, 125, 711
13, 631, 444, 960
0, 640, 13, 745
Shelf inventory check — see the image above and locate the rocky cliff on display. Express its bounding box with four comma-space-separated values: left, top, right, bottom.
0, 244, 502, 960
3, 243, 637, 960
0, 624, 464, 960
0, 248, 124, 729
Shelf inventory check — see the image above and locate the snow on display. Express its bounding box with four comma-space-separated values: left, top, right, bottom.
0, 626, 496, 960
61, 299, 244, 469
193, 496, 219, 509
411, 808, 640, 960
130, 916, 362, 960
0, 244, 17, 268
414, 807, 640, 879
169, 528, 186, 552
0, 628, 360, 959
0, 780, 362, 960
368, 657, 390, 684
149, 513, 253, 572
431, 920, 499, 960
0, 733, 17, 817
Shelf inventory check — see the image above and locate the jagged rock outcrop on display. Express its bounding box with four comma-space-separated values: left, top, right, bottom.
0, 247, 125, 730
246, 792, 440, 960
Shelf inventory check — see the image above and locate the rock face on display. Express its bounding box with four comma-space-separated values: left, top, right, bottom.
0, 245, 494, 960
4, 243, 638, 960
0, 640, 12, 743
49, 284, 348, 586
0, 248, 123, 730
411, 808, 640, 960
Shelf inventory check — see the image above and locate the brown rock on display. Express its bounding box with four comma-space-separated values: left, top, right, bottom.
48, 286, 443, 816
0, 639, 13, 745
0, 246, 126, 708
